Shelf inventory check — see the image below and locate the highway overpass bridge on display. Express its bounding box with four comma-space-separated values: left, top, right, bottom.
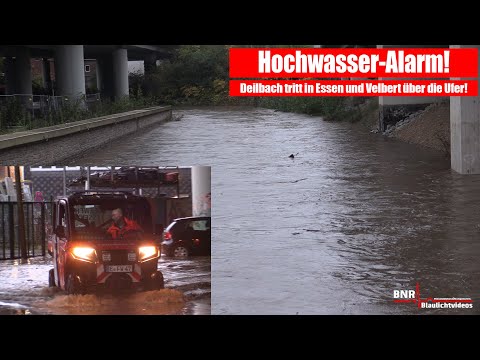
0, 45, 174, 101
2, 44, 479, 175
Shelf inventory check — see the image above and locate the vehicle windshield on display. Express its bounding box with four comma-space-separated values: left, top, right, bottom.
71, 201, 152, 241
74, 204, 111, 228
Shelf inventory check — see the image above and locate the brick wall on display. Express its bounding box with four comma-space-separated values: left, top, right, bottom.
31, 58, 55, 81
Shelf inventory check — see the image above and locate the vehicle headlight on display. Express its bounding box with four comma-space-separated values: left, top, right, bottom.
71, 247, 97, 263
138, 246, 159, 262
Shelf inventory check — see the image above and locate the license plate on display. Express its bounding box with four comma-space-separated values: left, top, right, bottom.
106, 265, 132, 273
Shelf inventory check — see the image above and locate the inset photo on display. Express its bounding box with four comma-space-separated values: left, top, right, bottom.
0, 165, 211, 315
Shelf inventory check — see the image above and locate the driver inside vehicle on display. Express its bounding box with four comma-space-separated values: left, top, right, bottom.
107, 208, 143, 240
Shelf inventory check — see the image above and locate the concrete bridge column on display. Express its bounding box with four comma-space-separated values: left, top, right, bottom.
144, 54, 157, 73
96, 56, 114, 100
112, 48, 129, 100
42, 58, 52, 95
54, 45, 86, 101
4, 57, 16, 94
450, 45, 480, 175
14, 47, 33, 95
191, 166, 211, 217
377, 45, 448, 132
96, 59, 102, 94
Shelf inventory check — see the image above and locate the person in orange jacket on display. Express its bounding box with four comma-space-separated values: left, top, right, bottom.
107, 208, 142, 240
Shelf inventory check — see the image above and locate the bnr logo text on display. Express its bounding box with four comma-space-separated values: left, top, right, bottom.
393, 290, 415, 299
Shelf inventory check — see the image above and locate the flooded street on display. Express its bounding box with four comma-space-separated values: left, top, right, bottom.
0, 255, 210, 315
60, 106, 480, 314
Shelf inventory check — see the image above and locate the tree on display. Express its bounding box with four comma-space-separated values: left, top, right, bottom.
137, 45, 231, 104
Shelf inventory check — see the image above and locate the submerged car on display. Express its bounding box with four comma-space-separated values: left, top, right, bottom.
161, 216, 211, 257
47, 191, 164, 294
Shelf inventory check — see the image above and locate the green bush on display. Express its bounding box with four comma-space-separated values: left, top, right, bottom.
0, 98, 33, 131
0, 95, 162, 133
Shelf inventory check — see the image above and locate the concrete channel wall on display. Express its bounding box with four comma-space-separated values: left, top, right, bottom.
0, 106, 172, 164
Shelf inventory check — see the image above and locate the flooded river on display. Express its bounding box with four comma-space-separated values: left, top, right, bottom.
26, 106, 480, 314
0, 255, 210, 315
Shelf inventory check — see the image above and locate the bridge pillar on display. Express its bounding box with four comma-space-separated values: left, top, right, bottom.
42, 58, 52, 95
96, 59, 102, 93
97, 56, 114, 100
377, 45, 448, 132
4, 57, 16, 94
54, 45, 86, 101
16, 48, 32, 95
450, 45, 480, 174
112, 48, 129, 99
144, 53, 157, 73
191, 166, 211, 217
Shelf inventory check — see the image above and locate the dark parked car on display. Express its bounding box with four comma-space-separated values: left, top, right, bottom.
161, 216, 211, 257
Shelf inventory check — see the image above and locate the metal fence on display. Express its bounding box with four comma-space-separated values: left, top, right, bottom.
0, 202, 53, 260
0, 93, 101, 121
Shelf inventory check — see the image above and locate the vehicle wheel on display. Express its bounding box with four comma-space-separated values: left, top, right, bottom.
48, 269, 56, 287
172, 245, 189, 258
148, 271, 164, 290
65, 273, 85, 295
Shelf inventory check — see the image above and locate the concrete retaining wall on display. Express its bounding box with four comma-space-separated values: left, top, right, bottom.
378, 103, 433, 132
0, 106, 171, 164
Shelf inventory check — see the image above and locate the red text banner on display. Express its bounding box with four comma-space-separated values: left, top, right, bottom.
229, 80, 478, 97
229, 48, 478, 78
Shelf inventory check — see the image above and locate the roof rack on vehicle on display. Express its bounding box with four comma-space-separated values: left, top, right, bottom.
67, 166, 181, 196
71, 190, 136, 196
